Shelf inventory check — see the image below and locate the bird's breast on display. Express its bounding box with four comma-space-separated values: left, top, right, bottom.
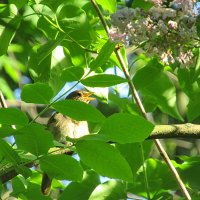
48, 113, 89, 143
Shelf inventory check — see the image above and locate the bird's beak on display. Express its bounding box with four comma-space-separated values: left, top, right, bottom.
82, 92, 96, 101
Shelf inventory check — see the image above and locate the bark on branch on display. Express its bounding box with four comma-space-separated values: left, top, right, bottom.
149, 123, 200, 139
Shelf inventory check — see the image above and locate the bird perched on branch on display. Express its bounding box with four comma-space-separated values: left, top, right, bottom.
41, 90, 95, 195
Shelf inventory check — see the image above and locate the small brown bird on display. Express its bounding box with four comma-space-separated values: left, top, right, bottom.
41, 90, 95, 195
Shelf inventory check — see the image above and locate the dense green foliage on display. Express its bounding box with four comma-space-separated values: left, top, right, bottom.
0, 0, 200, 199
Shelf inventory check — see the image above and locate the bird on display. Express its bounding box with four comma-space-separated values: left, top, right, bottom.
41, 90, 95, 195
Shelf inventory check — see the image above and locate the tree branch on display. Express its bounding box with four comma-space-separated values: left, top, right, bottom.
149, 123, 200, 139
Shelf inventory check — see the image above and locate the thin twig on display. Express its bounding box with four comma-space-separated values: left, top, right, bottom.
0, 91, 8, 108
90, 1, 191, 199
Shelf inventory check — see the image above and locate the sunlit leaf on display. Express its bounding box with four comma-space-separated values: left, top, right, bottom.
89, 180, 126, 200
90, 40, 116, 70
60, 171, 100, 200
76, 140, 133, 182
96, 0, 116, 13
99, 113, 154, 144
52, 100, 105, 123
81, 74, 127, 87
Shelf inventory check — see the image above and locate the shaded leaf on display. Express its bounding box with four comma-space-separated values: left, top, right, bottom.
99, 113, 154, 144
0, 16, 21, 56
142, 73, 183, 120
187, 91, 200, 121
76, 140, 133, 182
0, 126, 15, 138
0, 108, 28, 126
0, 139, 21, 164
21, 83, 53, 104
40, 154, 83, 181
116, 141, 153, 176
14, 123, 54, 156
133, 59, 163, 89
28, 45, 51, 83
132, 0, 154, 10
25, 182, 51, 200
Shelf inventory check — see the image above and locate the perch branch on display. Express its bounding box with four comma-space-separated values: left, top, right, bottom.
149, 123, 200, 139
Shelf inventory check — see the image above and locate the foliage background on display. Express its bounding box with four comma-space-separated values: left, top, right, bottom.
0, 0, 200, 199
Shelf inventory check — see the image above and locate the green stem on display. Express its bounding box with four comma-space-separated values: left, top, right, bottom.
139, 143, 151, 200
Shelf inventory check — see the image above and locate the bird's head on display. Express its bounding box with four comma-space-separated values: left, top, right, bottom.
65, 90, 95, 103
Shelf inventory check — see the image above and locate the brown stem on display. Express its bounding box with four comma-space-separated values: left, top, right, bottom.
90, 1, 191, 199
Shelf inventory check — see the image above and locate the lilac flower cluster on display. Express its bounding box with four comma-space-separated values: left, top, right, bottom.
109, 0, 199, 66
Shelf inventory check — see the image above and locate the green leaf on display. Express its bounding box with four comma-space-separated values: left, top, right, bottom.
187, 92, 200, 121
134, 158, 177, 193
52, 100, 105, 123
0, 126, 15, 138
99, 113, 154, 144
76, 140, 133, 182
109, 92, 140, 115
89, 180, 126, 200
90, 40, 116, 70
40, 154, 83, 181
0, 108, 28, 126
40, 0, 65, 11
116, 141, 153, 176
81, 74, 127, 87
21, 83, 53, 104
132, 0, 154, 11
25, 182, 51, 200
0, 139, 21, 164
37, 34, 66, 65
96, 0, 116, 13
63, 42, 86, 68
0, 16, 21, 56
28, 45, 51, 83
178, 156, 200, 188
14, 123, 54, 156
61, 66, 84, 82
142, 73, 183, 120
196, 17, 200, 38
133, 59, 163, 89
59, 170, 100, 200
37, 16, 58, 39
12, 177, 26, 196
9, 0, 27, 10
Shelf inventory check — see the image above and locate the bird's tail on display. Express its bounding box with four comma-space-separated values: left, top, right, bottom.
41, 173, 52, 195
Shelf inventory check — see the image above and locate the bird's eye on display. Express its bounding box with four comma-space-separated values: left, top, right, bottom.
76, 92, 82, 97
